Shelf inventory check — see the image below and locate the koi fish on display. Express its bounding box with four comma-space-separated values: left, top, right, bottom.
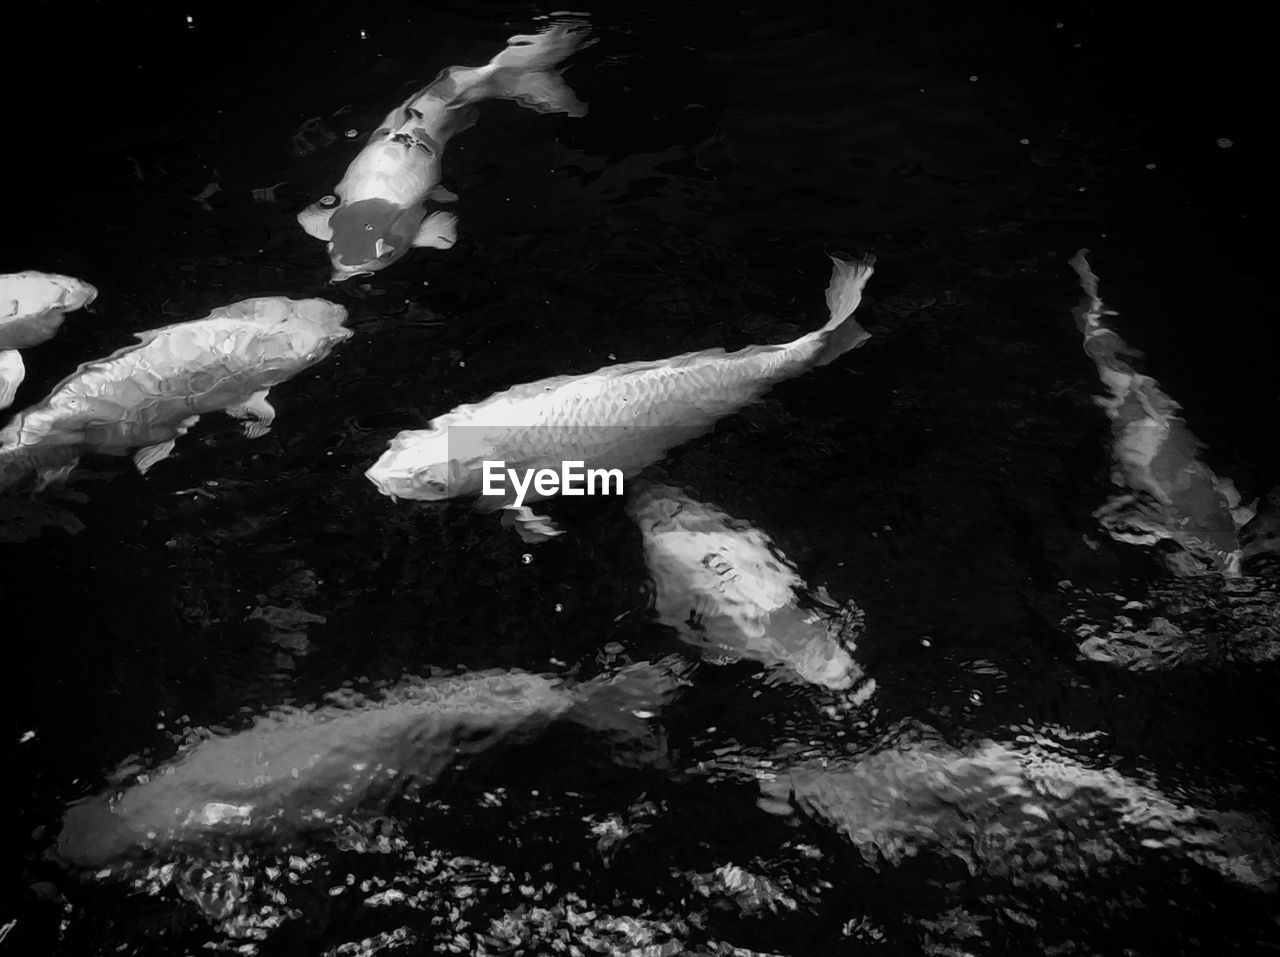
0, 297, 350, 491
298, 22, 594, 282
55, 659, 686, 870
1069, 249, 1252, 576
739, 727, 1279, 892
0, 271, 98, 410
365, 254, 875, 541
629, 483, 872, 696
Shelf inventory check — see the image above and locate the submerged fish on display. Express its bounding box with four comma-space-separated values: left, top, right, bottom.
298, 22, 594, 282
366, 254, 876, 540
742, 727, 1279, 893
629, 483, 872, 695
0, 271, 98, 410
55, 660, 686, 870
1069, 250, 1251, 576
0, 297, 351, 491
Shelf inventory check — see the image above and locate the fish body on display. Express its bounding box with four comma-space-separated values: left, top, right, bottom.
749, 729, 1279, 892
55, 661, 683, 870
629, 483, 870, 694
1069, 250, 1249, 576
365, 254, 875, 539
0, 297, 350, 490
298, 22, 593, 281
0, 271, 98, 410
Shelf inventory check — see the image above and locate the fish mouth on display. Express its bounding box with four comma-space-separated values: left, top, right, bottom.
365, 465, 420, 502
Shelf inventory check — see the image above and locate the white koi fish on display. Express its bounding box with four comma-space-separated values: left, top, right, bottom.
0, 297, 351, 491
55, 660, 685, 870
629, 483, 872, 696
739, 727, 1279, 892
298, 22, 594, 282
1069, 249, 1252, 576
365, 254, 876, 540
0, 271, 98, 410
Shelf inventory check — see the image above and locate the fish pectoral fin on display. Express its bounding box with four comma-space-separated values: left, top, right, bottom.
501, 505, 564, 544
428, 184, 458, 204
133, 440, 177, 475
0, 350, 25, 411
34, 461, 79, 492
412, 210, 458, 249
297, 204, 335, 242
174, 414, 201, 437
225, 390, 276, 439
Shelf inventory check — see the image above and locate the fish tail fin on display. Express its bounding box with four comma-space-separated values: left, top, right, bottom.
1068, 248, 1143, 363
478, 22, 595, 117
0, 349, 25, 411
809, 253, 875, 368
565, 656, 692, 765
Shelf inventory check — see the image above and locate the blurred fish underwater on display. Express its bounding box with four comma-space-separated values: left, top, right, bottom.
1, 0, 1278, 955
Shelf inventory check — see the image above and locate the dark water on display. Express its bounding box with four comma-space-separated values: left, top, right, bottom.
3, 0, 1279, 953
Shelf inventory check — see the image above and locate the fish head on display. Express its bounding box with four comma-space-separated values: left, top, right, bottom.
326, 199, 418, 281
627, 483, 699, 534
365, 428, 475, 502
59, 275, 98, 312
276, 299, 353, 361
214, 297, 353, 364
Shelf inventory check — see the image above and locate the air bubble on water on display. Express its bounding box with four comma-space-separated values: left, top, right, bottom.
1019, 138, 1030, 145
554, 603, 564, 613
522, 553, 533, 565
968, 75, 978, 82
969, 690, 984, 704
345, 129, 359, 138
19, 730, 35, 743
920, 636, 932, 648
1145, 163, 1157, 170
1217, 137, 1234, 149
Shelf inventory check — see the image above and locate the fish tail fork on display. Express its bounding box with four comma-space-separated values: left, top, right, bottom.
474, 22, 596, 117
811, 253, 876, 367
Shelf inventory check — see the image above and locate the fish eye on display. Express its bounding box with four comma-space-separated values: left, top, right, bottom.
425, 479, 447, 492
364, 223, 374, 231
